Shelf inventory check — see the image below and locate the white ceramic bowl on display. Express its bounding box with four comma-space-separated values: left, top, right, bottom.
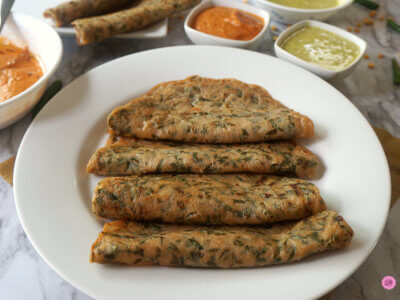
275, 20, 367, 80
0, 13, 63, 129
184, 0, 270, 49
253, 0, 353, 24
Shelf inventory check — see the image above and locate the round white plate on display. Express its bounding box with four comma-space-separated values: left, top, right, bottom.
14, 46, 391, 300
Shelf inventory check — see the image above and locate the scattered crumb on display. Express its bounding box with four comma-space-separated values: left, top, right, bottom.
364, 18, 374, 25
364, 54, 369, 59
369, 10, 377, 18
379, 16, 385, 21
378, 54, 384, 58
271, 25, 278, 31
354, 28, 360, 33
367, 62, 375, 69
347, 26, 352, 32
178, 15, 184, 20
273, 36, 278, 41
356, 23, 362, 27
286, 24, 291, 28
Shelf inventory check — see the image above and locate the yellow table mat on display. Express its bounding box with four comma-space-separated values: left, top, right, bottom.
0, 155, 14, 186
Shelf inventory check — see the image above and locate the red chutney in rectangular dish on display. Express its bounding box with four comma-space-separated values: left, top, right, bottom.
191, 6, 264, 41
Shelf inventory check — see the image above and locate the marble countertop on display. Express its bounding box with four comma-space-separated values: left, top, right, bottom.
1, 1, 400, 299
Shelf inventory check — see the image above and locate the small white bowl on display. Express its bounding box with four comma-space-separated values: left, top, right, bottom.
0, 13, 63, 129
275, 20, 366, 80
184, 0, 270, 49
253, 0, 353, 24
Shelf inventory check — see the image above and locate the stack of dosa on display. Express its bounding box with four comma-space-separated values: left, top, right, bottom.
87, 76, 353, 268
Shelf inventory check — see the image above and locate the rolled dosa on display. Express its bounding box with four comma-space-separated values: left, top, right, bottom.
43, 0, 134, 27
92, 174, 326, 224
86, 141, 319, 178
72, 0, 200, 45
90, 211, 353, 268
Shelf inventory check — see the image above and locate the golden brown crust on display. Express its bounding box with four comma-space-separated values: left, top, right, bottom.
108, 76, 314, 143
90, 211, 353, 268
92, 174, 326, 225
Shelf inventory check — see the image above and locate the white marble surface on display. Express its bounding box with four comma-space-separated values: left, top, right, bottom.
1, 1, 400, 299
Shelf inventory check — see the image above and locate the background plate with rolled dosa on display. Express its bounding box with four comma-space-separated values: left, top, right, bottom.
13, 46, 390, 300
12, 0, 168, 39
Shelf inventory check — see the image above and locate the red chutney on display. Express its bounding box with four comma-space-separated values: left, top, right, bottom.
0, 37, 43, 103
192, 6, 264, 41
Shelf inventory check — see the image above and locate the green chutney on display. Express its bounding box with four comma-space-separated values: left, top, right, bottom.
267, 0, 340, 9
281, 26, 360, 71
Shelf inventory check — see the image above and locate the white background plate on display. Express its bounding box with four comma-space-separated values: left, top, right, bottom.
12, 0, 168, 39
14, 46, 390, 300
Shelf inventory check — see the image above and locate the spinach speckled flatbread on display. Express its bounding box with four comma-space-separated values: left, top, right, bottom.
87, 138, 319, 178
108, 76, 314, 143
90, 211, 353, 268
92, 174, 326, 225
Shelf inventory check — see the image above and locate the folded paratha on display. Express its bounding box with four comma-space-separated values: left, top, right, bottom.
92, 174, 326, 224
90, 211, 353, 268
108, 76, 314, 143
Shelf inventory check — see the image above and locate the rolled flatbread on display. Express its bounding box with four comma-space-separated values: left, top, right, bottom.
90, 211, 353, 268
72, 0, 200, 45
86, 140, 319, 178
43, 0, 134, 27
92, 174, 326, 224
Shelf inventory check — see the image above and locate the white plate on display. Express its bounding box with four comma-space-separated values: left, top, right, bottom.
14, 46, 390, 300
12, 0, 168, 39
